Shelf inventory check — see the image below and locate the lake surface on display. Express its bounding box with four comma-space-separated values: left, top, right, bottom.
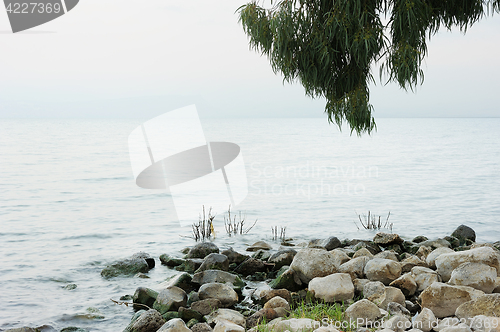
1, 117, 499, 330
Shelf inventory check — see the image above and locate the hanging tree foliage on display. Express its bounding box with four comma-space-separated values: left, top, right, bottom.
238, 0, 500, 134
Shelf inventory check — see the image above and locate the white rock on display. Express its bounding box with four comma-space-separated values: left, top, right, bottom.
363, 281, 386, 306
494, 277, 500, 293
389, 273, 417, 297
339, 256, 370, 279
205, 309, 246, 328
379, 287, 406, 309
449, 262, 497, 293
411, 266, 440, 292
426, 247, 455, 269
157, 318, 191, 332
412, 308, 437, 332
271, 318, 321, 332
309, 273, 354, 302
264, 296, 291, 311
198, 283, 239, 307
435, 247, 500, 282
214, 320, 245, 332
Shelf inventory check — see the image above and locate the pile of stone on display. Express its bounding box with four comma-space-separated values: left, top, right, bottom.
114, 225, 500, 332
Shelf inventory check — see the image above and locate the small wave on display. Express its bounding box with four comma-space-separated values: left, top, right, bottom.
60, 234, 114, 240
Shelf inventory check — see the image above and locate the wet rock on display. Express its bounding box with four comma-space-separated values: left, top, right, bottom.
412, 236, 428, 243
290, 248, 338, 284
451, 225, 476, 245
309, 273, 354, 302
363, 280, 386, 305
175, 259, 204, 273
412, 307, 436, 332
205, 308, 245, 328
196, 254, 229, 273
188, 243, 220, 259
269, 267, 303, 291
192, 270, 245, 290
157, 273, 195, 293
132, 252, 156, 269
419, 282, 484, 318
159, 254, 184, 267
443, 236, 461, 248
198, 283, 238, 307
410, 239, 451, 254
130, 309, 166, 332
213, 320, 245, 332
178, 307, 203, 322
220, 248, 249, 265
191, 298, 222, 315
252, 249, 271, 261
101, 257, 150, 278
352, 248, 374, 259
374, 233, 404, 247
455, 294, 500, 319
263, 296, 290, 311
268, 249, 297, 270
449, 262, 497, 293
435, 247, 500, 282
400, 255, 427, 273
133, 287, 159, 309
60, 328, 89, 332
246, 241, 272, 252
411, 266, 441, 292
63, 283, 77, 290
344, 299, 383, 326
157, 318, 191, 332
162, 311, 180, 321
191, 323, 213, 332
389, 273, 417, 297
364, 258, 402, 285
307, 237, 342, 251
234, 258, 270, 276
339, 256, 370, 279
405, 300, 420, 314
246, 308, 279, 328
153, 286, 188, 315
426, 247, 455, 269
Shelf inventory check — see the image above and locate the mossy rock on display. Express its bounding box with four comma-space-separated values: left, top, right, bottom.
160, 254, 185, 267
101, 258, 149, 278
162, 311, 180, 321
133, 287, 159, 308
186, 319, 199, 329
269, 267, 302, 291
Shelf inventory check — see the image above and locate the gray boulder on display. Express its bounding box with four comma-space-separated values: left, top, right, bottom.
290, 248, 338, 284
344, 299, 383, 326
192, 270, 245, 290
373, 233, 404, 247
308, 273, 354, 302
435, 247, 500, 282
188, 243, 219, 259
101, 256, 150, 278
233, 258, 270, 276
196, 254, 229, 273
220, 248, 248, 265
157, 273, 194, 293
449, 262, 497, 293
426, 247, 455, 269
153, 286, 188, 314
130, 309, 165, 332
389, 273, 417, 297
157, 318, 191, 332
412, 307, 436, 332
419, 282, 484, 318
268, 249, 297, 270
451, 225, 476, 245
205, 308, 246, 328
191, 298, 222, 315
246, 241, 272, 251
411, 266, 441, 292
364, 258, 402, 285
133, 287, 159, 309
213, 320, 245, 332
307, 237, 341, 251
198, 283, 238, 307
339, 256, 370, 279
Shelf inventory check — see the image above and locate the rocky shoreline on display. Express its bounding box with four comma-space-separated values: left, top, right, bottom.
6, 225, 500, 332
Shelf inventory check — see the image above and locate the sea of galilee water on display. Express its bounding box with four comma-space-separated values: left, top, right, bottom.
1, 117, 499, 331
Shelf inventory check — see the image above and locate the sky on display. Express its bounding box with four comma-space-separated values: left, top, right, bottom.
0, 0, 499, 120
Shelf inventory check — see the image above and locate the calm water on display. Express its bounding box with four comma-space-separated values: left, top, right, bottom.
1, 118, 499, 330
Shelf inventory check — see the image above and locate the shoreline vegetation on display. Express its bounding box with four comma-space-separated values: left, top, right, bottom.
6, 225, 500, 332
